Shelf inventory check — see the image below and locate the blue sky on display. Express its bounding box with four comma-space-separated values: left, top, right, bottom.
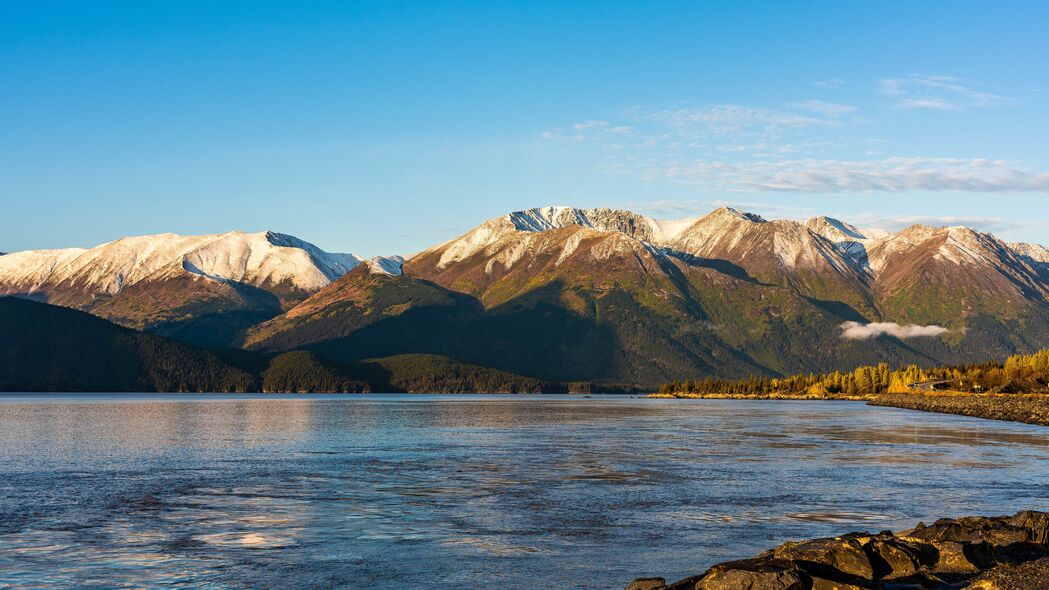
3, 1, 1048, 255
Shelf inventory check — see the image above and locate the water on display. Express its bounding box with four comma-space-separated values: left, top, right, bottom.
1, 395, 1048, 589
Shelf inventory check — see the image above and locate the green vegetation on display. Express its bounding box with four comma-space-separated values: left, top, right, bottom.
660, 349, 1049, 396
261, 351, 369, 393
346, 354, 551, 393
0, 297, 591, 393
0, 297, 255, 392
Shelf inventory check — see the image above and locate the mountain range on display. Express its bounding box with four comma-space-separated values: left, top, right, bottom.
4, 206, 1049, 390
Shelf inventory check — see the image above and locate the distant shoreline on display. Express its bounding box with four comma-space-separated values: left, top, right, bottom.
650, 391, 1049, 426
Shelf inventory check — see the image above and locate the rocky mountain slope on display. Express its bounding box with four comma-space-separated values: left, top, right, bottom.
244, 206, 1049, 386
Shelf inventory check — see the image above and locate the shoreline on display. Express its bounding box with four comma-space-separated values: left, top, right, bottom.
867, 393, 1049, 427
627, 510, 1049, 590
651, 391, 1049, 427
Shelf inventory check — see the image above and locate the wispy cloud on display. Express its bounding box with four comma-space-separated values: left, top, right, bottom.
541, 102, 846, 157
785, 100, 857, 117
647, 104, 834, 133
844, 214, 1026, 234
878, 75, 1010, 110
840, 321, 949, 340
625, 199, 815, 219
572, 120, 609, 131
669, 157, 1049, 193
539, 79, 1035, 195
813, 77, 845, 88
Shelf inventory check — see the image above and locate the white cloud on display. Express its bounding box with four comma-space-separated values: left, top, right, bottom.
550, 103, 844, 158
879, 75, 1010, 110
840, 321, 949, 340
785, 100, 857, 117
573, 120, 609, 130
625, 199, 815, 219
844, 214, 1024, 234
671, 157, 1049, 193
649, 104, 834, 135
813, 77, 845, 88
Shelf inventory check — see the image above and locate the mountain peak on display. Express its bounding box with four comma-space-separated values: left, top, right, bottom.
704, 206, 766, 224
806, 216, 866, 241
507, 206, 593, 232
0, 230, 367, 299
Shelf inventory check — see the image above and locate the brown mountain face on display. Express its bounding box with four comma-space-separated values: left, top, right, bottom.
245, 206, 1049, 386
868, 225, 1049, 320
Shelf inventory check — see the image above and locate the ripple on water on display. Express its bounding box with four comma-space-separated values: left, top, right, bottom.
0, 396, 1048, 589
195, 531, 298, 549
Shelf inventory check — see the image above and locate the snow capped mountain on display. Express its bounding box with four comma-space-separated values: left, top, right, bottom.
366, 255, 405, 276
508, 206, 700, 242
5, 206, 1048, 382
805, 216, 868, 243
418, 204, 1049, 288
0, 230, 365, 298
425, 206, 707, 271
1010, 242, 1049, 274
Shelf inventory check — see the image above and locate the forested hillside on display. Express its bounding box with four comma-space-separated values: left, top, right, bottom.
660, 349, 1049, 396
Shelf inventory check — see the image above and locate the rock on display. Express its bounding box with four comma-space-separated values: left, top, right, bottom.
639, 511, 1049, 590
878, 570, 950, 589
1007, 511, 1049, 545
809, 577, 865, 590
905, 517, 984, 543
924, 539, 995, 573
772, 537, 874, 582
694, 558, 810, 590
864, 536, 934, 579
626, 578, 666, 590
964, 556, 1049, 589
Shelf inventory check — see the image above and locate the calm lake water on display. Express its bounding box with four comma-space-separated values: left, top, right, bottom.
1, 395, 1048, 589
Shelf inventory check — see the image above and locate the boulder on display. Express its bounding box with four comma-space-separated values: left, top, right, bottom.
905, 517, 984, 543
772, 537, 874, 582
863, 536, 934, 579
694, 558, 811, 590
640, 511, 1049, 590
1007, 511, 1049, 545
809, 577, 865, 590
928, 539, 996, 573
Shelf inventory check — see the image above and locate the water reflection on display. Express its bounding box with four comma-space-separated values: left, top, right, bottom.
0, 395, 1047, 588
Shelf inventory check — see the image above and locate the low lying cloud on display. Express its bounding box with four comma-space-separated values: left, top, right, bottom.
840, 321, 949, 340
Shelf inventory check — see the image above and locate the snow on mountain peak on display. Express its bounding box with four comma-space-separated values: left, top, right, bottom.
506, 206, 699, 242
705, 207, 767, 224
806, 216, 867, 241
366, 255, 405, 276
0, 230, 366, 298
1011, 242, 1049, 264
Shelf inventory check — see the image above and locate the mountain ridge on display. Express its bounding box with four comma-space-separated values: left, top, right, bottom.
4, 206, 1049, 387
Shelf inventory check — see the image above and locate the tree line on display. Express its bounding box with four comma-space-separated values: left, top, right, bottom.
660, 349, 1049, 396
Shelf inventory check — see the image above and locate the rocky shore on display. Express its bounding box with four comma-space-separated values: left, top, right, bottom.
626, 510, 1049, 590
651, 392, 1049, 427
869, 394, 1049, 427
